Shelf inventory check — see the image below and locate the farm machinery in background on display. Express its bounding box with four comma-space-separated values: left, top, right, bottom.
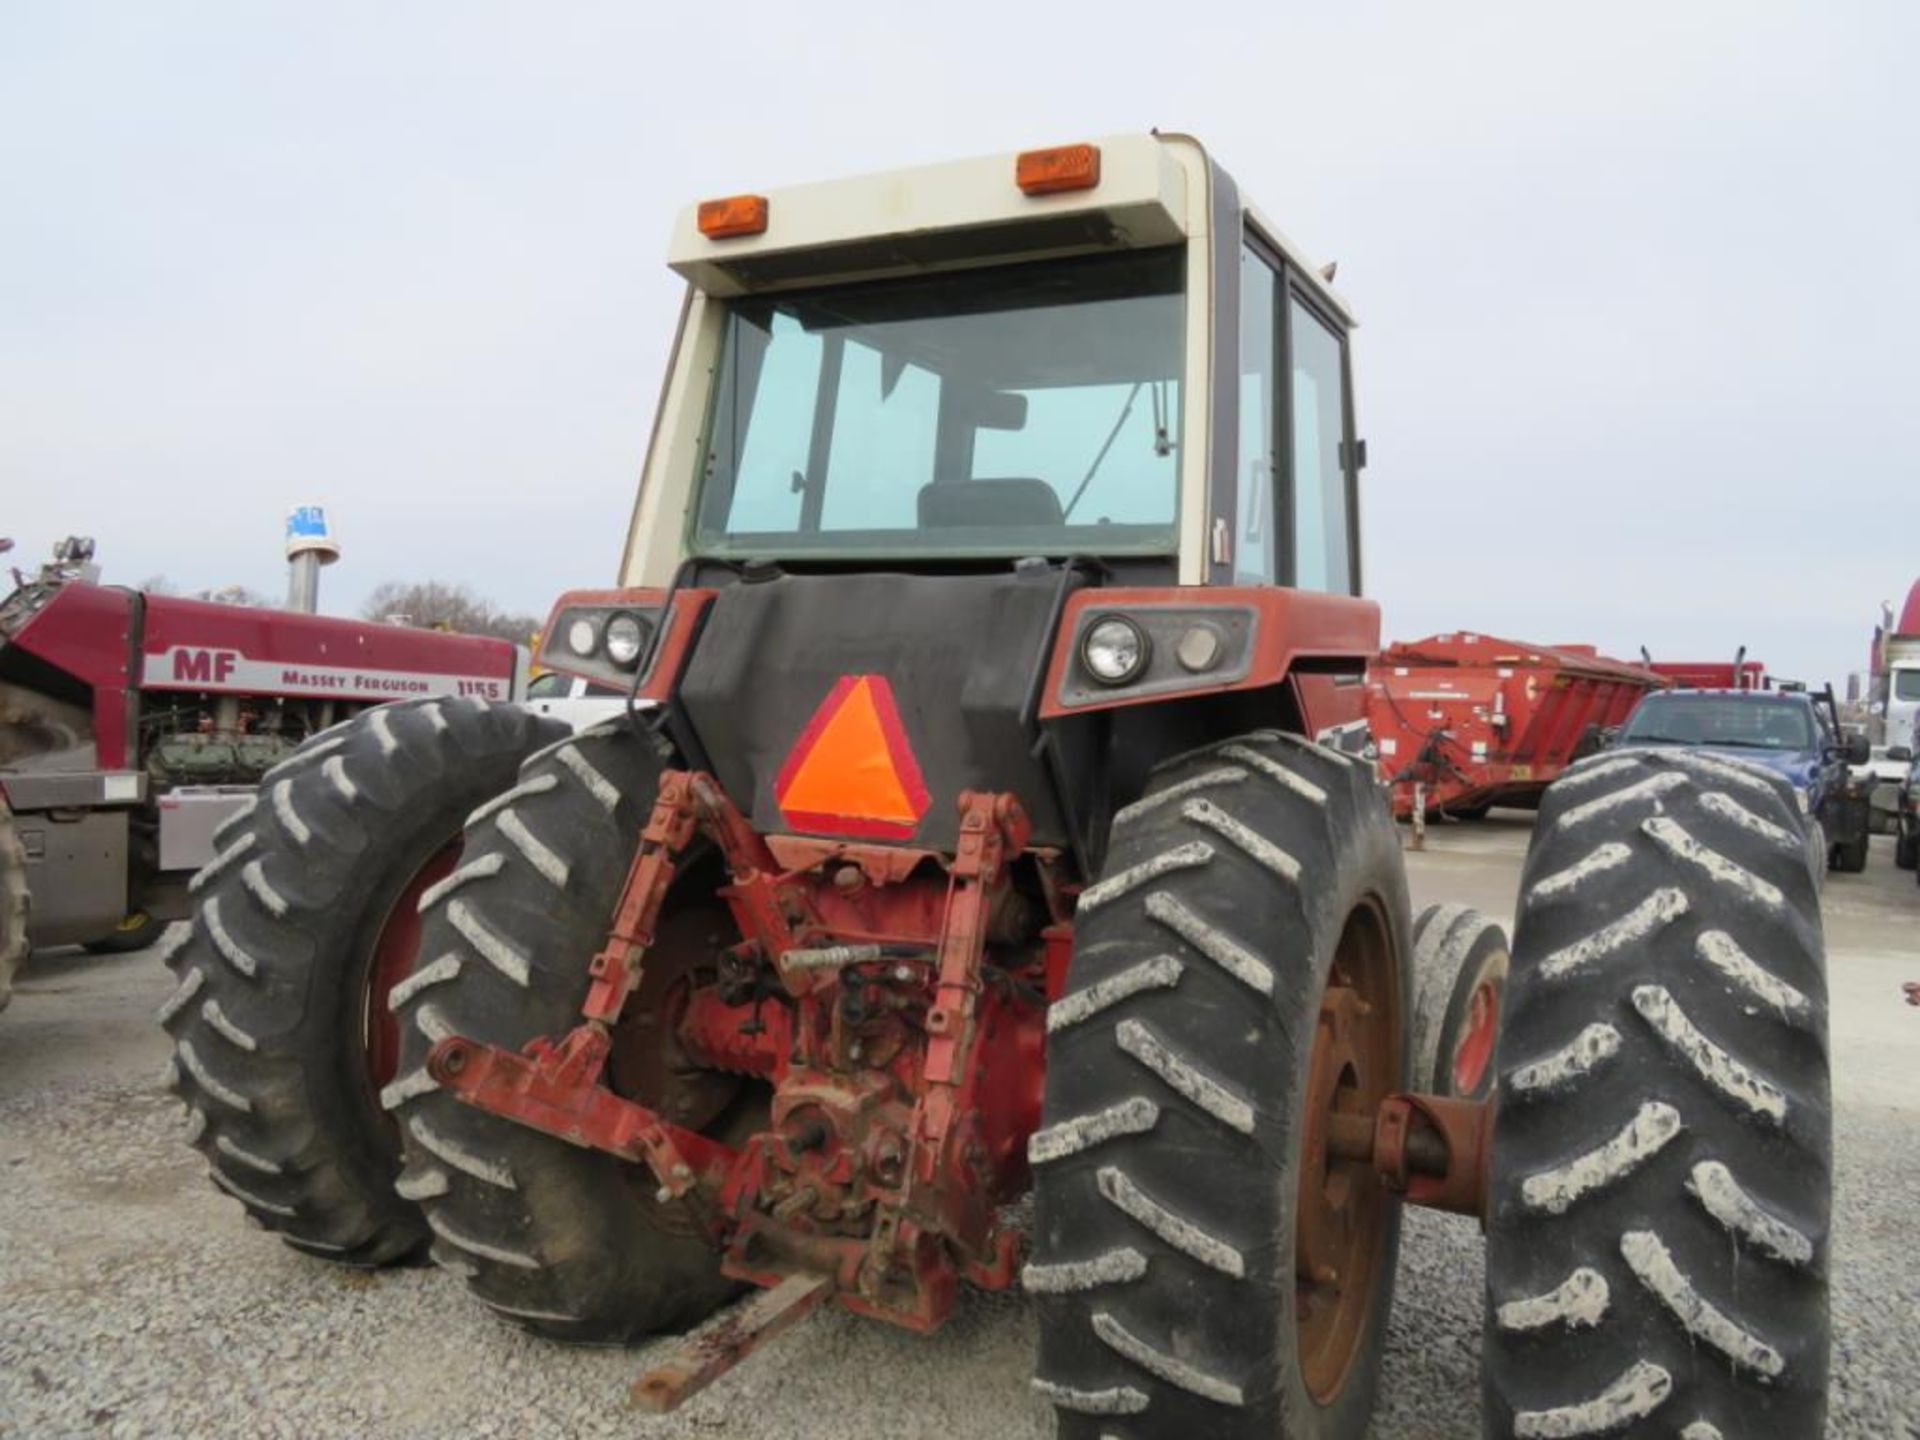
0, 532, 521, 1012
158, 136, 1832, 1438
1365, 632, 1667, 822
1641, 654, 1768, 692
1867, 578, 1920, 749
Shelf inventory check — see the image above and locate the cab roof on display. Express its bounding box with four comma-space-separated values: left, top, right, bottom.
666, 132, 1354, 325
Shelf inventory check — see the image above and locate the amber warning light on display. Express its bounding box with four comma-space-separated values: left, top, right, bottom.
1016, 143, 1101, 196
697, 194, 769, 239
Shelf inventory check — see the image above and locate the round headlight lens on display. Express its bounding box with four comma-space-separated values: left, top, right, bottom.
604, 612, 647, 669
566, 616, 600, 658
1175, 624, 1224, 673
1082, 616, 1150, 686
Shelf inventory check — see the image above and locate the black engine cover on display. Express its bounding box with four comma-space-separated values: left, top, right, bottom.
676, 572, 1066, 854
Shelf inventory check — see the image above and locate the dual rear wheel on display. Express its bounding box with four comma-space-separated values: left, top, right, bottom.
1031, 740, 1830, 1439
158, 697, 563, 1263
165, 718, 1830, 1438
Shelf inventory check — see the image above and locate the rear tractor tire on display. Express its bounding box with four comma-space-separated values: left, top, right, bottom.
1485, 747, 1830, 1439
391, 720, 747, 1341
1030, 731, 1411, 1439
1409, 903, 1508, 1101
0, 797, 28, 1014
160, 698, 564, 1265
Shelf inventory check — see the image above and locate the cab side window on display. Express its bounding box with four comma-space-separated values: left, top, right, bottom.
1288, 295, 1355, 594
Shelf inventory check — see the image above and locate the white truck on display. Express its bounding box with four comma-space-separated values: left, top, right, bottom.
1882, 633, 1920, 751
1870, 581, 1920, 748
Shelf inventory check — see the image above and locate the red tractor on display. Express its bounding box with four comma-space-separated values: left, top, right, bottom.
162, 136, 1831, 1438
0, 535, 520, 1012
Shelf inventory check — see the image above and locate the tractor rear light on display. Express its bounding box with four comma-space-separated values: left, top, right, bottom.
1016, 143, 1101, 196
1175, 624, 1225, 674
566, 617, 601, 658
697, 194, 769, 239
538, 590, 680, 691
604, 612, 648, 669
1081, 616, 1149, 686
1050, 596, 1268, 713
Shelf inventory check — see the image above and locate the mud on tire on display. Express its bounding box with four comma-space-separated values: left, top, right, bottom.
1485, 747, 1830, 1439
389, 721, 742, 1341
1029, 731, 1410, 1440
159, 697, 562, 1264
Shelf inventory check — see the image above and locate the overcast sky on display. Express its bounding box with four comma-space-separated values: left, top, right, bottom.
4, 3, 1916, 684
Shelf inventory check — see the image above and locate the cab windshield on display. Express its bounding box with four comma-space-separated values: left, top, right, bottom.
1620, 694, 1815, 751
691, 248, 1184, 560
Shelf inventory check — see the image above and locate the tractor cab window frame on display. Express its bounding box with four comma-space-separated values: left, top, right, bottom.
1234, 243, 1280, 585
1235, 223, 1363, 596
686, 247, 1188, 564
1286, 285, 1360, 596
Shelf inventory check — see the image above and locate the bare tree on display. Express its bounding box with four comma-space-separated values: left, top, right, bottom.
360, 580, 540, 644
140, 575, 277, 607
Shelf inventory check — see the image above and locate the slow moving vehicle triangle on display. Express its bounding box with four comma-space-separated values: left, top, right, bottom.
775, 674, 930, 838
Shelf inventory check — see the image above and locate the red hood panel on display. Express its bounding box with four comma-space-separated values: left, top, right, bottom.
138, 594, 518, 701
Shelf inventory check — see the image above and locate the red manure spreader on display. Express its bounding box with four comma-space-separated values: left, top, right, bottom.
1644, 659, 1767, 692
0, 536, 518, 1010
159, 138, 1832, 1438
1368, 632, 1670, 820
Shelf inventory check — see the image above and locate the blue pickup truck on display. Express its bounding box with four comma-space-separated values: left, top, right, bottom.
1612, 686, 1873, 871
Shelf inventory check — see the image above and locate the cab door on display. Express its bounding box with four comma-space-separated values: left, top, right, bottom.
1233, 234, 1363, 595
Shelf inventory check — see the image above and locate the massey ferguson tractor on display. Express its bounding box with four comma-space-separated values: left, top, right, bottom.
161, 135, 1832, 1438
0, 536, 519, 1012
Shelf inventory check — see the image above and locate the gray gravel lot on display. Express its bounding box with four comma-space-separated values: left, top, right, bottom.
2, 815, 1916, 1438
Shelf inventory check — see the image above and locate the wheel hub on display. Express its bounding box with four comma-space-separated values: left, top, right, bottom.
1451, 977, 1500, 1096
1295, 901, 1397, 1407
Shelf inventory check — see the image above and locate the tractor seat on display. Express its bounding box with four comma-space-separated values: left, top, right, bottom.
917, 478, 1064, 529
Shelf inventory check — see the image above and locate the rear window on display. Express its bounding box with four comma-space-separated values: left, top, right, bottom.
1620, 695, 1814, 751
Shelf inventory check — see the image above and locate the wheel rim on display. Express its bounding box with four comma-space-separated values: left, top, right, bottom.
1451, 978, 1500, 1095
606, 888, 767, 1237
362, 841, 459, 1093
1296, 896, 1399, 1406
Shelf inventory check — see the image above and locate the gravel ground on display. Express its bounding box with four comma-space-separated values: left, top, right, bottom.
2, 817, 1916, 1438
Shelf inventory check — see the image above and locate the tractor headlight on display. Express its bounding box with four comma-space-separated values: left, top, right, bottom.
1793, 784, 1812, 814
604, 612, 647, 669
1082, 616, 1150, 686
1175, 624, 1225, 673
566, 616, 601, 658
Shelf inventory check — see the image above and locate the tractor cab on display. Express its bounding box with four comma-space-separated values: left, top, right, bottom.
536, 134, 1378, 868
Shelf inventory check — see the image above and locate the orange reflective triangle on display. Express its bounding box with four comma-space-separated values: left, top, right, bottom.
775, 675, 930, 839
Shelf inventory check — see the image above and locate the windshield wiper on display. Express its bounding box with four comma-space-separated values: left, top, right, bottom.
1061, 383, 1143, 522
